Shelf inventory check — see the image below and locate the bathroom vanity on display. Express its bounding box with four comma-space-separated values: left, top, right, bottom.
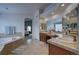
47, 36, 78, 55
40, 32, 54, 43
47, 5, 79, 55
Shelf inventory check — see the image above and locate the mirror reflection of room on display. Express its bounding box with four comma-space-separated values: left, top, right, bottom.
40, 15, 63, 43
62, 5, 78, 42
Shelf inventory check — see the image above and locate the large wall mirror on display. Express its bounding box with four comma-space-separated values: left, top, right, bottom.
62, 5, 78, 42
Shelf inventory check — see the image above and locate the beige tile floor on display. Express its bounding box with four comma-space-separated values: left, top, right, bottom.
12, 39, 48, 55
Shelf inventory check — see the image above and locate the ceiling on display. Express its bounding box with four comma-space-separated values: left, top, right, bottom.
41, 3, 71, 18
0, 3, 50, 16
40, 3, 78, 23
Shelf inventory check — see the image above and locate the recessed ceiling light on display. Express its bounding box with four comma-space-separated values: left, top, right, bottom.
61, 4, 65, 7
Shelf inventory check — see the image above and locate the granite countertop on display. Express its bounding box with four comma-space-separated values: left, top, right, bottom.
40, 31, 55, 37
47, 37, 78, 54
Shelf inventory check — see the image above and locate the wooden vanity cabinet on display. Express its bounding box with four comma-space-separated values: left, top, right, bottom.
40, 33, 51, 43
48, 43, 76, 55
40, 33, 46, 42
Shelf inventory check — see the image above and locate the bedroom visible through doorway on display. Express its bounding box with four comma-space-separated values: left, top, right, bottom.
24, 18, 32, 40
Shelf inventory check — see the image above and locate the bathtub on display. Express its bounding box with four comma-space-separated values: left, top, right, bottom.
0, 36, 23, 52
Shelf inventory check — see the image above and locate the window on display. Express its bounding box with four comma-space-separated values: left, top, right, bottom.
55, 24, 62, 32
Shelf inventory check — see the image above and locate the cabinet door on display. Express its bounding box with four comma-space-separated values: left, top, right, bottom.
40, 33, 46, 42
49, 44, 76, 55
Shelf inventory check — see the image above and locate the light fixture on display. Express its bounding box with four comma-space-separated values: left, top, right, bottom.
52, 14, 59, 19
61, 4, 65, 7
45, 18, 48, 21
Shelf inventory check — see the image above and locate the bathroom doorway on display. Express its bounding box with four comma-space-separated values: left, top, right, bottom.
24, 18, 32, 39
